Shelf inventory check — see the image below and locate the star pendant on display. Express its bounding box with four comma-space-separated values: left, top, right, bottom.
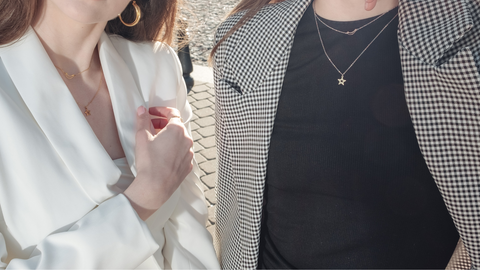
338, 76, 346, 86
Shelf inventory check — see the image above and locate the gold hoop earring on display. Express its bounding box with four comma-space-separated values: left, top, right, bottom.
118, 1, 141, 27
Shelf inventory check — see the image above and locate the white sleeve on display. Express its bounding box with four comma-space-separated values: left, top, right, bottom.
160, 46, 220, 269
162, 166, 219, 269
1, 194, 159, 269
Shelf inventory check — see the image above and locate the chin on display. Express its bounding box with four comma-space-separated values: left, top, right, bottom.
49, 0, 129, 24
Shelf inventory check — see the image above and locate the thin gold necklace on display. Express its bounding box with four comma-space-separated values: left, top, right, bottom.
54, 58, 92, 80
313, 4, 398, 86
77, 76, 103, 117
314, 11, 388, 36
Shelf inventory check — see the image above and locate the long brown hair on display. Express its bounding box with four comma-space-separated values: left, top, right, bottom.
0, 0, 180, 46
210, 0, 285, 58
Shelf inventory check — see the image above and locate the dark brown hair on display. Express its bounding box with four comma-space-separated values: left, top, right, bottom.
210, 0, 285, 58
0, 0, 180, 46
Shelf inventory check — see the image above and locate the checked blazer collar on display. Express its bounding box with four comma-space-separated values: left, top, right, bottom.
222, 0, 475, 91
214, 0, 480, 268
221, 0, 311, 95
398, 0, 473, 66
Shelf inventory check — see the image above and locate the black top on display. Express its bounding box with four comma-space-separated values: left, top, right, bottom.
259, 4, 459, 269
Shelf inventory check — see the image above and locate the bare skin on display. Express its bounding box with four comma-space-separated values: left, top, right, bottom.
32, 0, 193, 221
365, 0, 379, 11
315, 0, 397, 21
33, 0, 129, 160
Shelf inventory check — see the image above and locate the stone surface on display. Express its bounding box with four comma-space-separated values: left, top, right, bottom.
188, 80, 219, 240
195, 152, 207, 164
190, 121, 200, 131
198, 136, 216, 148
187, 95, 196, 104
208, 205, 216, 224
191, 84, 211, 93
192, 92, 213, 100
194, 141, 205, 152
195, 107, 215, 118
181, 0, 240, 66
197, 125, 215, 137
205, 188, 217, 205
192, 131, 202, 141
200, 160, 217, 174
200, 147, 217, 160
201, 173, 217, 189
192, 100, 213, 109
195, 116, 215, 127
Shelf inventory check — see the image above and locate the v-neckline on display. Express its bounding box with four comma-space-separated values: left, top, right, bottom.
0, 28, 146, 203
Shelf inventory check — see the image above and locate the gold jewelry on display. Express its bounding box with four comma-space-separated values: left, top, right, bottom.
313, 4, 398, 86
54, 58, 92, 80
80, 76, 103, 116
314, 11, 388, 36
118, 1, 141, 27
156, 115, 184, 123
171, 115, 184, 123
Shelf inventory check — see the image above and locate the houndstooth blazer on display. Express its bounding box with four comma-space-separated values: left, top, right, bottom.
213, 0, 480, 269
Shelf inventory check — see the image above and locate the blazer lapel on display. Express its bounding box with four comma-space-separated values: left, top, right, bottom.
399, 0, 480, 267
398, 0, 473, 66
98, 32, 147, 176
0, 28, 121, 204
223, 0, 312, 94
215, 0, 312, 268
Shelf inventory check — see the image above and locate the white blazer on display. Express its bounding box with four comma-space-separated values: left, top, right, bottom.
0, 28, 219, 269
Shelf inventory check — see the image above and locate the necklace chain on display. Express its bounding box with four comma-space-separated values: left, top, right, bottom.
313, 4, 398, 86
76, 75, 103, 116
54, 58, 92, 80
314, 11, 388, 36
81, 76, 103, 116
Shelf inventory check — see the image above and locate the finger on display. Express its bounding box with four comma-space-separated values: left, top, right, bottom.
149, 107, 182, 121
365, 0, 377, 11
136, 106, 154, 136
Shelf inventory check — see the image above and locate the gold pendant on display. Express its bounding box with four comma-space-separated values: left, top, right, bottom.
64, 73, 75, 80
84, 107, 91, 116
346, 29, 358, 35
338, 75, 346, 86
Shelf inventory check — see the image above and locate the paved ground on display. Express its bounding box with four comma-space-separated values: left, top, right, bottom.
182, 0, 240, 66
183, 0, 241, 241
187, 80, 217, 238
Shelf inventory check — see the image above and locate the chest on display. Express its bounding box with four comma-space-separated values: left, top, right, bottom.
61, 75, 125, 160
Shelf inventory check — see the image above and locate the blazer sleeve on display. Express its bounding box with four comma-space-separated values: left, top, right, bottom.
146, 44, 220, 269
0, 194, 159, 269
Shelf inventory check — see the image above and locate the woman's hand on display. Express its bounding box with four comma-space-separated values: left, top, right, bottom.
124, 106, 194, 221
365, 0, 378, 11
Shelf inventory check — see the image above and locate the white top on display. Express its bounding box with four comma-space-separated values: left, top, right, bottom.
0, 28, 219, 269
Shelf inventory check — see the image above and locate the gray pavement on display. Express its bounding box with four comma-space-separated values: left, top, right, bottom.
182, 0, 241, 66
187, 70, 217, 239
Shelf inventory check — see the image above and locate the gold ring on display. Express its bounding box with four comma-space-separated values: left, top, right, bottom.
171, 115, 184, 123
156, 116, 184, 123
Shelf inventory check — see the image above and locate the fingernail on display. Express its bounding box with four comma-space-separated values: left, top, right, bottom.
137, 106, 146, 116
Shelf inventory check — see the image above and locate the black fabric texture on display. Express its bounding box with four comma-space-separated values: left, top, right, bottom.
259, 4, 459, 269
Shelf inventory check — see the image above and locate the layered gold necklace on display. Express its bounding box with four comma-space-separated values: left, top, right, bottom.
54, 60, 103, 117
313, 4, 398, 86
54, 58, 92, 80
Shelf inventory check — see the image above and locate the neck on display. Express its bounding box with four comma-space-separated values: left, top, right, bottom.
314, 0, 399, 21
32, 0, 106, 72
